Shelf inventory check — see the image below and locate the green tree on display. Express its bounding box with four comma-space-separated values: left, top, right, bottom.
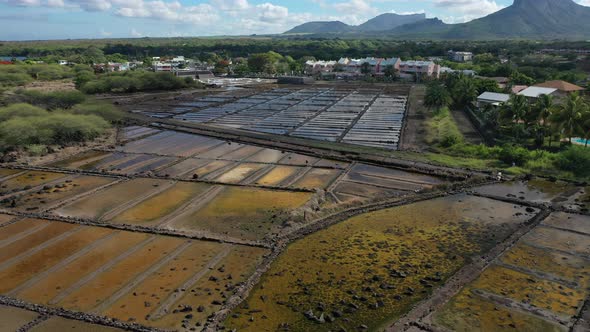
424, 82, 452, 112
550, 92, 589, 143
533, 94, 555, 146
360, 62, 371, 75
383, 65, 397, 79
452, 76, 478, 108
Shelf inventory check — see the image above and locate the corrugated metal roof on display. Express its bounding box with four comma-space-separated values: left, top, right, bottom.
518, 87, 558, 98
478, 92, 510, 102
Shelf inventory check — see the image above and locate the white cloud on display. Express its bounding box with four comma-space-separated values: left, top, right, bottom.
210, 0, 249, 11
433, 0, 505, 21
256, 3, 288, 23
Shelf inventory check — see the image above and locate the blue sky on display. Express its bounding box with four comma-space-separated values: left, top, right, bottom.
0, 0, 588, 40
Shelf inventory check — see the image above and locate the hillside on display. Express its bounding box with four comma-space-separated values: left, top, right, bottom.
284, 13, 426, 34
286, 0, 590, 40
357, 13, 426, 32
285, 21, 353, 34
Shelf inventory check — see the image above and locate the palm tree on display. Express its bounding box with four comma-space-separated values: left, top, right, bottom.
452, 76, 478, 108
499, 94, 531, 142
551, 92, 589, 143
424, 83, 452, 112
534, 94, 555, 146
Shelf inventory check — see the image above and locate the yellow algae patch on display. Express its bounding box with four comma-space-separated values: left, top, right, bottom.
0, 168, 22, 179
102, 240, 223, 325
171, 187, 312, 241
254, 166, 301, 186
191, 160, 234, 178
58, 236, 185, 312
246, 148, 286, 163
524, 226, 590, 257
214, 163, 266, 184
0, 226, 113, 293
0, 305, 39, 331
54, 178, 165, 220
434, 289, 566, 332
111, 182, 211, 226
9, 175, 115, 212
471, 265, 586, 317
291, 168, 341, 189
0, 171, 66, 194
500, 243, 590, 287
225, 195, 532, 332
19, 231, 149, 305
0, 221, 76, 264
153, 246, 268, 330
29, 317, 125, 332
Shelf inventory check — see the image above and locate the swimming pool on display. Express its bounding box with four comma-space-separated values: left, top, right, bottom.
572, 138, 590, 146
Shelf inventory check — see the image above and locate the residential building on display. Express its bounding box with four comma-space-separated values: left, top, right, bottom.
153, 61, 173, 72
511, 85, 529, 94
533, 80, 585, 97
399, 60, 440, 79
305, 60, 337, 75
94, 62, 130, 73
477, 92, 510, 109
448, 51, 474, 62
377, 57, 400, 75
58, 60, 69, 66
518, 86, 558, 100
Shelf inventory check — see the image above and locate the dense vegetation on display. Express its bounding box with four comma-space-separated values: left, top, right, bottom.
0, 90, 123, 157
423, 74, 590, 179
78, 71, 200, 94
0, 64, 73, 87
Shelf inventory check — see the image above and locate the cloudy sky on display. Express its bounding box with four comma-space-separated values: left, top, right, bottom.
1, 0, 589, 40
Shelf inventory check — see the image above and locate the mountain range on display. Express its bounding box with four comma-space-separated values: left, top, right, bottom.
284, 0, 590, 40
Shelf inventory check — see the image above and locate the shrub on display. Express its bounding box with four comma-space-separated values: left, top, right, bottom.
15, 90, 86, 109
0, 72, 33, 87
80, 71, 200, 94
556, 146, 590, 177
0, 103, 47, 122
498, 145, 531, 166
70, 101, 124, 123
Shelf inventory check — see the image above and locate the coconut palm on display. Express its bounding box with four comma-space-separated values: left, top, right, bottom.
424, 83, 452, 112
533, 94, 555, 146
499, 94, 531, 142
452, 76, 478, 108
551, 92, 589, 143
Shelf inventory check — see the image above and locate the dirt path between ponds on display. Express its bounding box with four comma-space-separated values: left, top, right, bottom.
450, 109, 483, 145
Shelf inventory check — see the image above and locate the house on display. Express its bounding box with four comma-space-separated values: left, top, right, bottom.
377, 57, 400, 75
441, 67, 476, 76
448, 51, 474, 62
58, 60, 69, 66
399, 60, 440, 79
517, 87, 558, 100
483, 76, 510, 89
533, 80, 584, 97
153, 61, 173, 72
305, 60, 337, 75
477, 92, 510, 109
94, 62, 130, 73
511, 85, 529, 94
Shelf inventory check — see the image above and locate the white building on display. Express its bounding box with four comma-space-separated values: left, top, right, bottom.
477, 92, 510, 108
449, 51, 474, 62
